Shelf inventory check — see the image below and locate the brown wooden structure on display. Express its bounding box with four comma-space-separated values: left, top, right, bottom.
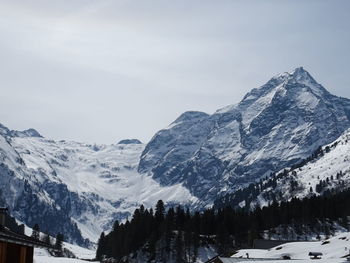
0, 208, 55, 263
0, 240, 33, 263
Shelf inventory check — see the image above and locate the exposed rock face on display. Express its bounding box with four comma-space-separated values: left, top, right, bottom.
0, 123, 42, 138
118, 139, 142, 144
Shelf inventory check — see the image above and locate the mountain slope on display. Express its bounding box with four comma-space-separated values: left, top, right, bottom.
0, 129, 197, 245
139, 67, 350, 205
215, 127, 350, 210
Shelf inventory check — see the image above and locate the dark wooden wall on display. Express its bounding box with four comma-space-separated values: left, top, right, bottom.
0, 241, 33, 263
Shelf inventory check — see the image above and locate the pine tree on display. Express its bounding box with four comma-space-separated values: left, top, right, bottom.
96, 232, 106, 260
165, 207, 174, 253
175, 230, 183, 263
113, 220, 119, 231
216, 223, 230, 255
42, 233, 52, 245
31, 223, 40, 240
155, 200, 165, 223
55, 233, 64, 251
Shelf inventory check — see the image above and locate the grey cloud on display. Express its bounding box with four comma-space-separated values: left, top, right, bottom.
0, 0, 349, 143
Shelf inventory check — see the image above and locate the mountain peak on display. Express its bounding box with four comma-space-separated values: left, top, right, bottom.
239, 67, 316, 106
118, 139, 142, 145
173, 111, 209, 124
0, 123, 42, 138
13, 128, 42, 138
289, 67, 316, 83
291, 66, 307, 74
243, 67, 327, 104
271, 67, 315, 83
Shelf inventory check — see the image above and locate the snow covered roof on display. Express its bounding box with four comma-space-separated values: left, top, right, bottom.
0, 226, 54, 249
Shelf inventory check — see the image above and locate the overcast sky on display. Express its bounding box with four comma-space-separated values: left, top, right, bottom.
0, 0, 349, 144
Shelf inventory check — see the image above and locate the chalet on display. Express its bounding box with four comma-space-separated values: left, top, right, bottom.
253, 239, 291, 249
0, 207, 54, 263
253, 239, 309, 249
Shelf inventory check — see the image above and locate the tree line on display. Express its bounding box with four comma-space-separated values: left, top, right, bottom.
31, 223, 64, 251
96, 187, 350, 262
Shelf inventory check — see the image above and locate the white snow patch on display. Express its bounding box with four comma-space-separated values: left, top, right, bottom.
233, 232, 350, 260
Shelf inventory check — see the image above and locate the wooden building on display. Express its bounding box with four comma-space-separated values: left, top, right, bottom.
0, 208, 54, 263
0, 227, 35, 263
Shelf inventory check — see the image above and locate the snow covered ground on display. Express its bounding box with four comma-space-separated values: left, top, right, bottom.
34, 254, 98, 263
22, 223, 97, 262
196, 245, 218, 263
222, 259, 347, 263
34, 243, 97, 263
233, 232, 350, 262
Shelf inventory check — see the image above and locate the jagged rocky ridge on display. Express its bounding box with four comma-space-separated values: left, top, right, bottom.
139, 67, 350, 205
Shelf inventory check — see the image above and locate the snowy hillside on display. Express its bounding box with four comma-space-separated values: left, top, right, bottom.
266, 128, 350, 202
21, 222, 96, 262
234, 232, 350, 261
217, 127, 350, 210
0, 129, 197, 245
139, 67, 350, 205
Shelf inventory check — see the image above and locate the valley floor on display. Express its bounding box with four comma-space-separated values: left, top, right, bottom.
32, 232, 350, 263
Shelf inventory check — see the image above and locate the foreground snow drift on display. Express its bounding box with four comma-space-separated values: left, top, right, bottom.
234, 232, 350, 261
34, 243, 97, 263
34, 256, 98, 263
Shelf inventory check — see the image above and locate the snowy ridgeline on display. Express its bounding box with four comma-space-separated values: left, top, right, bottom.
232, 232, 350, 262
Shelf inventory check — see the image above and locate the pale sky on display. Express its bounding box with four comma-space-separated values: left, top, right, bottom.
0, 0, 349, 144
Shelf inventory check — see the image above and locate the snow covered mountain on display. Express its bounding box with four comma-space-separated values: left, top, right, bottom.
2, 67, 350, 246
215, 126, 350, 210
139, 67, 350, 205
0, 127, 196, 245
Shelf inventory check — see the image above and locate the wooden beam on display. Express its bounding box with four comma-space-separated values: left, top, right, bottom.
27, 247, 34, 263
0, 242, 7, 263
20, 246, 26, 263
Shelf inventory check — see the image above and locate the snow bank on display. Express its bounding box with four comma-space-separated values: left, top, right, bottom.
233, 232, 350, 260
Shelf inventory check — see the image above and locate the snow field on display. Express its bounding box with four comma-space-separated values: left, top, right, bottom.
233, 232, 350, 261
